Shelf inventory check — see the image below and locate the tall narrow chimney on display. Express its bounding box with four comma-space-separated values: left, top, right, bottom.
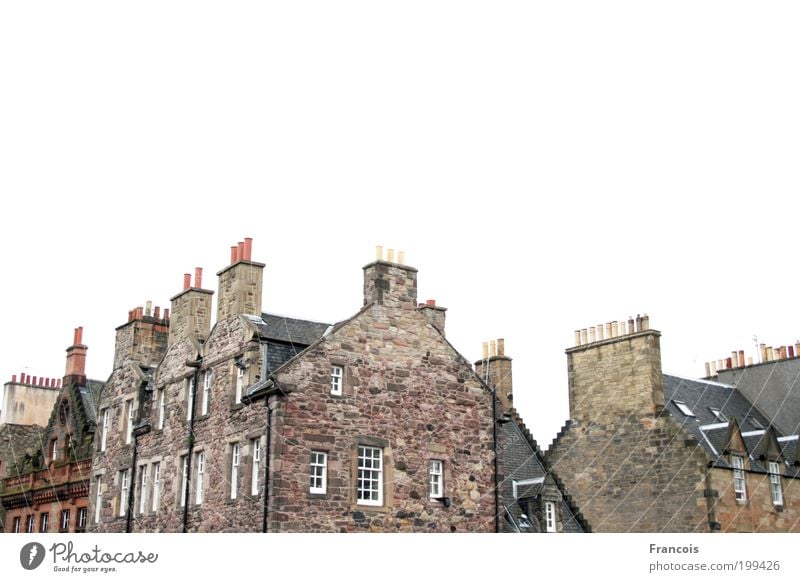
418, 299, 447, 336
216, 238, 265, 321
64, 326, 88, 382
363, 248, 418, 309
169, 269, 214, 345
474, 338, 513, 411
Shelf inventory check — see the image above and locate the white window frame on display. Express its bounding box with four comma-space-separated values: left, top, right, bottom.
330, 365, 343, 396
708, 407, 727, 422
251, 439, 261, 496
429, 460, 443, 499
544, 501, 556, 532
356, 446, 383, 506
50, 438, 58, 463
101, 409, 109, 451
77, 508, 87, 531
60, 509, 70, 531
230, 444, 240, 500
139, 465, 148, 515
674, 400, 695, 417
187, 377, 195, 421
26, 514, 34, 533
732, 455, 746, 501
180, 456, 188, 507
769, 461, 783, 506
201, 371, 212, 416
235, 366, 245, 403
195, 451, 205, 505
95, 476, 102, 524
151, 463, 161, 512
157, 389, 165, 430
119, 469, 130, 517
12, 516, 20, 533
40, 512, 49, 533
310, 451, 328, 494
125, 400, 134, 444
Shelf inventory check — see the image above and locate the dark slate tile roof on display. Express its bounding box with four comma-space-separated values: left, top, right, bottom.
256, 312, 331, 346
663, 374, 800, 478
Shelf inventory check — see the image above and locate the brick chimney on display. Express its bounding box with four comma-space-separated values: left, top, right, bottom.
168, 268, 214, 345
363, 246, 417, 309
474, 338, 513, 410
114, 301, 170, 369
216, 237, 265, 321
418, 299, 446, 336
64, 326, 88, 384
566, 315, 663, 422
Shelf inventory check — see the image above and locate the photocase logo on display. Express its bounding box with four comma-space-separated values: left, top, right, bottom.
20, 542, 46, 570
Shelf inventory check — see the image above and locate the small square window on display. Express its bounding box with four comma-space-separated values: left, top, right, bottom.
330, 366, 343, 396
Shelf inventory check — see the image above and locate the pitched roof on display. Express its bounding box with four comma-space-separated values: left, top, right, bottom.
255, 312, 331, 346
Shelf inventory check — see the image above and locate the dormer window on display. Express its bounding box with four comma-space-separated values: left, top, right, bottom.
708, 407, 727, 422
674, 400, 695, 417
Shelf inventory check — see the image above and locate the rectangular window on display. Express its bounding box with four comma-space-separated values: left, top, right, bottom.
429, 460, 443, 499
119, 469, 130, 517
187, 378, 195, 421
201, 371, 211, 416
12, 517, 20, 533
157, 389, 165, 430
180, 456, 188, 507
545, 501, 556, 532
230, 444, 240, 500
66, 434, 73, 452
195, 451, 205, 505
125, 400, 134, 444
251, 439, 261, 496
732, 455, 746, 501
310, 451, 327, 494
151, 463, 161, 513
26, 514, 34, 533
139, 465, 148, 515
77, 508, 87, 531
235, 366, 245, 403
356, 446, 383, 506
101, 409, 109, 451
95, 476, 102, 524
769, 461, 783, 506
673, 400, 695, 417
330, 366, 343, 396
40, 512, 49, 533
50, 438, 58, 463
60, 509, 70, 532
708, 407, 727, 422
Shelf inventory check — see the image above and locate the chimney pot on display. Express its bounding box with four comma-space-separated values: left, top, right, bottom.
710, 361, 717, 376
231, 246, 238, 264
759, 343, 767, 363
164, 308, 170, 320
426, 299, 436, 306
611, 322, 618, 338
731, 351, 739, 368
376, 245, 383, 261
397, 251, 405, 265
57, 379, 62, 388
746, 356, 753, 366
387, 248, 395, 263
596, 324, 604, 341
766, 346, 774, 362
183, 273, 191, 290
497, 338, 505, 357
704, 362, 711, 377
482, 341, 489, 359
738, 350, 745, 368
627, 316, 634, 335
32, 376, 37, 385
154, 306, 161, 319
11, 374, 17, 383
642, 314, 650, 331
636, 314, 643, 332
194, 267, 203, 289
489, 339, 497, 358
237, 241, 244, 261
789, 346, 795, 359
779, 346, 787, 359
145, 300, 152, 317
580, 328, 588, 344
575, 330, 581, 346
588, 327, 596, 343
726, 357, 732, 369
45, 378, 50, 388
244, 237, 253, 261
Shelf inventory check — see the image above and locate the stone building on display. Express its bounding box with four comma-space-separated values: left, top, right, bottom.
91, 241, 502, 532
1, 327, 102, 533
545, 316, 800, 532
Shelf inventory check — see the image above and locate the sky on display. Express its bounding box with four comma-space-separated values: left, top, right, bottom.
1, 1, 799, 445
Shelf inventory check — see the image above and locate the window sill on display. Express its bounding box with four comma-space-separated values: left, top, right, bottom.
308, 492, 328, 499
229, 403, 245, 412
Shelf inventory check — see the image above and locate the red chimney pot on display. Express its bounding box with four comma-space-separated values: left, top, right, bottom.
243, 237, 253, 261
194, 267, 203, 289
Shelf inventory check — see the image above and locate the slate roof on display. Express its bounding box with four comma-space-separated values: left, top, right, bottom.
256, 312, 331, 346
663, 374, 800, 478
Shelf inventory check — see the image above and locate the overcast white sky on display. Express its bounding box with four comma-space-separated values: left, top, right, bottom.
1, 1, 798, 445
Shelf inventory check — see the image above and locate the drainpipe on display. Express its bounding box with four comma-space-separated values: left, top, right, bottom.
492, 385, 500, 533
126, 434, 138, 533
182, 358, 202, 533
261, 343, 271, 533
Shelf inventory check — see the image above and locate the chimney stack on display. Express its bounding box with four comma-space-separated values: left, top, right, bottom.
64, 326, 88, 382
169, 268, 214, 345
216, 238, 265, 321
474, 338, 513, 411
114, 301, 170, 369
418, 299, 447, 336
364, 246, 417, 309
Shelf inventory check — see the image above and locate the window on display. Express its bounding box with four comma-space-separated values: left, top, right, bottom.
746, 416, 764, 430
40, 512, 49, 533
101, 409, 109, 451
230, 444, 240, 500
732, 455, 746, 501
708, 408, 727, 422
357, 446, 383, 506
429, 460, 443, 499
26, 514, 34, 533
139, 465, 148, 515
125, 400, 134, 444
673, 400, 695, 417
330, 366, 343, 396
251, 439, 261, 496
119, 469, 130, 517
60, 509, 70, 532
66, 434, 73, 452
12, 516, 20, 533
201, 371, 212, 416
310, 451, 327, 494
544, 501, 556, 532
769, 461, 783, 506
50, 438, 58, 463
235, 366, 245, 403
151, 463, 161, 512
180, 456, 189, 507
157, 389, 165, 430
77, 508, 87, 531
95, 476, 102, 524
187, 378, 196, 421
195, 451, 205, 505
